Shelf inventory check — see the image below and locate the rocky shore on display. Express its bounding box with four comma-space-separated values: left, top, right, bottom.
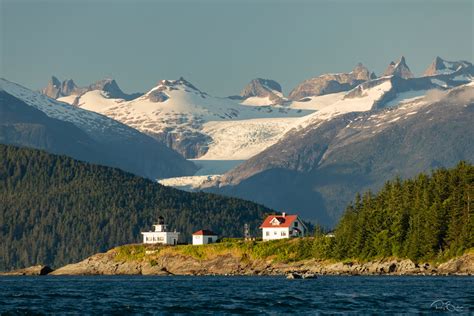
0, 265, 53, 276
3, 246, 472, 277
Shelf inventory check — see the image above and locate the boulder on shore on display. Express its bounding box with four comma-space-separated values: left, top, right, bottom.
437, 252, 474, 275
286, 272, 317, 279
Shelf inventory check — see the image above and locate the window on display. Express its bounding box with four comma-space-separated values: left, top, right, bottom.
294, 222, 298, 227
208, 237, 213, 243
281, 231, 286, 236
266, 231, 270, 236
274, 231, 277, 235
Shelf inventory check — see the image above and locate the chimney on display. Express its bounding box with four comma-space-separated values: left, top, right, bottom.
282, 212, 286, 217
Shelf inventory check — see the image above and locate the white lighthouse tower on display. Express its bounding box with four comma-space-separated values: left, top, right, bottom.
141, 216, 180, 245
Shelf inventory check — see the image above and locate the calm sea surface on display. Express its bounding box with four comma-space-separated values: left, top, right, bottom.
0, 276, 472, 314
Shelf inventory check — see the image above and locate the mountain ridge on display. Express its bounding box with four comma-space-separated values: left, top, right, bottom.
424, 56, 473, 76
55, 76, 310, 158
1, 78, 196, 179
205, 82, 474, 225
288, 63, 375, 101
42, 76, 143, 103
382, 56, 414, 79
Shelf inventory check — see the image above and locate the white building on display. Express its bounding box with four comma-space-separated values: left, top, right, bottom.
260, 212, 307, 241
141, 216, 180, 245
192, 230, 218, 245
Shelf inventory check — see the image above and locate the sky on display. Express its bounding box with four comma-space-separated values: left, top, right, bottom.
1, 0, 473, 96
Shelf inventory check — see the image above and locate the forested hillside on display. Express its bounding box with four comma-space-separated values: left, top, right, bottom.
329, 161, 473, 261
0, 145, 272, 270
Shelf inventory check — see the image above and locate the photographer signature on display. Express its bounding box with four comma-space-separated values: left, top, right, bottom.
430, 300, 464, 312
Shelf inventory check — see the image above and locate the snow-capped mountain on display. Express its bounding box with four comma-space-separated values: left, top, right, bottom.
423, 56, 473, 76
6, 79, 134, 140
287, 69, 466, 129
54, 77, 312, 158
46, 57, 471, 163
40, 56, 473, 194
232, 78, 286, 106
382, 56, 414, 79
44, 76, 142, 106
1, 78, 195, 179
208, 82, 474, 225
288, 63, 375, 101
159, 68, 472, 191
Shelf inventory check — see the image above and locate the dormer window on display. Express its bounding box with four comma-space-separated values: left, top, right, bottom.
294, 221, 298, 227
270, 217, 281, 226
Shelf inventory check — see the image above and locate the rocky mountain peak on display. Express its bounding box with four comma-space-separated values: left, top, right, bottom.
238, 78, 284, 105
434, 56, 444, 66
88, 78, 124, 98
158, 77, 201, 92
423, 57, 473, 76
41, 76, 62, 98
61, 79, 79, 96
177, 77, 201, 91
288, 64, 375, 101
351, 63, 374, 81
50, 76, 61, 88
240, 78, 282, 98
42, 77, 142, 101
42, 76, 80, 99
146, 77, 202, 103
383, 56, 414, 79
84, 78, 141, 100
88, 78, 114, 90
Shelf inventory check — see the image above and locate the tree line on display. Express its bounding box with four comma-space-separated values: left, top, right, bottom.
314, 161, 473, 262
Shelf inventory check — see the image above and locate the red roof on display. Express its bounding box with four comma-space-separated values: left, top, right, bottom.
193, 229, 217, 236
259, 214, 298, 228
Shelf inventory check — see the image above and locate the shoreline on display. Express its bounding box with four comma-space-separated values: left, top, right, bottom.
2, 243, 473, 277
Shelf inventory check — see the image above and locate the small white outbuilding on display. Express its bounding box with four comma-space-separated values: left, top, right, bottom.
192, 230, 218, 245
141, 216, 180, 245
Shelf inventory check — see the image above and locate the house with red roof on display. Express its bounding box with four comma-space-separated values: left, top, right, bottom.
192, 229, 218, 245
260, 212, 307, 241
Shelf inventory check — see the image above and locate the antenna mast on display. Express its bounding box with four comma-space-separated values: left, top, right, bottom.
244, 223, 250, 240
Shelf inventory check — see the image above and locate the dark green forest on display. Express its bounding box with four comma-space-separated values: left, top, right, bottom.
0, 144, 272, 270
316, 161, 473, 262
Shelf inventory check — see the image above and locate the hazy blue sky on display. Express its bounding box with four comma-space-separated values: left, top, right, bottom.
1, 0, 473, 96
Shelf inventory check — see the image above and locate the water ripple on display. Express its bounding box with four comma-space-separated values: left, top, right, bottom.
0, 276, 472, 314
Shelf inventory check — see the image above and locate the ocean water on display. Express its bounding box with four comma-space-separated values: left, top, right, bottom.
0, 276, 472, 314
